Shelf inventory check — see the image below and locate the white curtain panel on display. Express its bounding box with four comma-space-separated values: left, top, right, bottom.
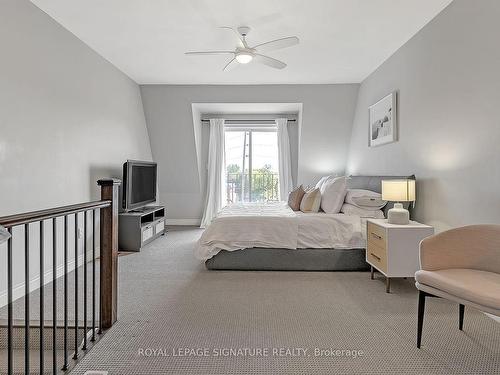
200, 118, 226, 228
276, 118, 294, 200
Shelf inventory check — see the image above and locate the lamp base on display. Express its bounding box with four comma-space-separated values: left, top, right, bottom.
387, 203, 409, 225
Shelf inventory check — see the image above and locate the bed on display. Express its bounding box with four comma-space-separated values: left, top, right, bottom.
198, 175, 414, 271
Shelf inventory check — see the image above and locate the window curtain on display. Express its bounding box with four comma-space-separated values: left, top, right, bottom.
276, 118, 293, 200
200, 118, 226, 228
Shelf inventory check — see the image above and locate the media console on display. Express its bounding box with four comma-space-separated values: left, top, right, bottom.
118, 205, 166, 251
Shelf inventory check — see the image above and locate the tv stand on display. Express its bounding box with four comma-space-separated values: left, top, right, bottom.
128, 207, 150, 213
118, 205, 166, 251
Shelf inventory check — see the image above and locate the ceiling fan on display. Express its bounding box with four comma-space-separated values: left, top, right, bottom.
185, 26, 299, 71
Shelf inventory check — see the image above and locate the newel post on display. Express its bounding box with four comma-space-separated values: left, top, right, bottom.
97, 178, 121, 329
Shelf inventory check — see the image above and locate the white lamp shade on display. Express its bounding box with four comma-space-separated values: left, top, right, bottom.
381, 179, 416, 202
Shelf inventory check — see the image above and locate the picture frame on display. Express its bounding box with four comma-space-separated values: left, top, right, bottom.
369, 92, 397, 147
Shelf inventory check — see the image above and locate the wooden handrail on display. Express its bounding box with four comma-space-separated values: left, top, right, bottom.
0, 200, 111, 228
2, 178, 121, 374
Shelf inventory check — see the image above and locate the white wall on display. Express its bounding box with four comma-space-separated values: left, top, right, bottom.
0, 0, 152, 305
140, 84, 359, 222
346, 0, 500, 232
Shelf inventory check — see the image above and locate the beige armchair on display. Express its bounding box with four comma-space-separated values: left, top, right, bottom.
415, 225, 500, 348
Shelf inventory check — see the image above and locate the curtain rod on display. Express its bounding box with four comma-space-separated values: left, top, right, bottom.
201, 119, 296, 122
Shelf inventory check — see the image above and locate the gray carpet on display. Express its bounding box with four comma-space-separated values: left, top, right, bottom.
67, 226, 500, 375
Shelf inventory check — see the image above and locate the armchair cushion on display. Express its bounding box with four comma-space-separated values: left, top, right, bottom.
415, 269, 500, 311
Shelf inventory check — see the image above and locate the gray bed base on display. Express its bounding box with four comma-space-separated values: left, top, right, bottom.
205, 248, 369, 271
205, 175, 415, 272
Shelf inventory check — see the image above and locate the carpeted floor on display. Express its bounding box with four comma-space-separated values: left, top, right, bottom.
69, 226, 500, 375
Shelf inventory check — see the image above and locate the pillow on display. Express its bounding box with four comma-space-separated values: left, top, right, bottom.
320, 176, 347, 214
345, 189, 387, 210
287, 185, 306, 211
341, 203, 385, 219
300, 187, 322, 213
314, 175, 334, 191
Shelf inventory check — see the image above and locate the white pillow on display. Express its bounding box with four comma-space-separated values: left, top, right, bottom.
300, 187, 322, 213
314, 175, 333, 191
345, 189, 387, 209
320, 176, 347, 214
341, 203, 385, 219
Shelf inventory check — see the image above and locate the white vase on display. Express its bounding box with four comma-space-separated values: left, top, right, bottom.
387, 203, 409, 225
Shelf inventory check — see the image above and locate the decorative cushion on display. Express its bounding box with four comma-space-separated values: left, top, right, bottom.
300, 187, 322, 213
341, 203, 385, 218
415, 269, 500, 310
320, 176, 347, 214
315, 175, 334, 191
287, 185, 306, 211
345, 189, 387, 209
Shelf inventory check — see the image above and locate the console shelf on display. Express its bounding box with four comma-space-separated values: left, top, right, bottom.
119, 205, 166, 251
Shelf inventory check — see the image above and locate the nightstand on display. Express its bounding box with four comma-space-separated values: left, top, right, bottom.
366, 218, 434, 293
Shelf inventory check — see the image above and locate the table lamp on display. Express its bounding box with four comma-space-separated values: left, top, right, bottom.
381, 179, 416, 225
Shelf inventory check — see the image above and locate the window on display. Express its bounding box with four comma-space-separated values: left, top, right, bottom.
225, 126, 279, 204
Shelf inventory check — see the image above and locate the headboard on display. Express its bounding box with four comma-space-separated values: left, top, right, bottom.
347, 175, 416, 217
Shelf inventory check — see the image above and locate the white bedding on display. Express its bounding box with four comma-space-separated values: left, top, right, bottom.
195, 202, 297, 260
195, 202, 368, 260
296, 211, 365, 249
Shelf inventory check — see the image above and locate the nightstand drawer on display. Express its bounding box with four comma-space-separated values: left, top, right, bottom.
367, 222, 386, 248
367, 241, 387, 273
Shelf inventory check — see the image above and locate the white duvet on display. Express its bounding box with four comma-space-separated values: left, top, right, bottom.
195, 202, 367, 260
295, 211, 366, 249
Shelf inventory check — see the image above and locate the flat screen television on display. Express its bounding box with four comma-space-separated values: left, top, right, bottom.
122, 160, 157, 211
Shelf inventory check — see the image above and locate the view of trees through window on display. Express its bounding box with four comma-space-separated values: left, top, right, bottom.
225, 129, 280, 204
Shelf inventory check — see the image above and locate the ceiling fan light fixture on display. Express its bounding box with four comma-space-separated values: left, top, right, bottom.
186, 26, 299, 71
235, 52, 253, 64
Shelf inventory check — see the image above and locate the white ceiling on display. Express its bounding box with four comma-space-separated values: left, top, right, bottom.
31, 0, 453, 84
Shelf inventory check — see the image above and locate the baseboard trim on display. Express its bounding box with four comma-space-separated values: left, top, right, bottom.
0, 249, 97, 308
165, 219, 200, 226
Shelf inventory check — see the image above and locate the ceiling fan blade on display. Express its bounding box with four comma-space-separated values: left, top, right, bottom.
220, 26, 247, 48
223, 58, 239, 71
185, 51, 234, 55
253, 36, 299, 53
254, 54, 287, 69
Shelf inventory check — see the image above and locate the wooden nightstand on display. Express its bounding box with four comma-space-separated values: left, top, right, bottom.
366, 218, 434, 293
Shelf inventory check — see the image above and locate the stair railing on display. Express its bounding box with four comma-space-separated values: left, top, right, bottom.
0, 178, 120, 374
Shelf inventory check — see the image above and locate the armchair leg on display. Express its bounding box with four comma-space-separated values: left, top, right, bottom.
459, 304, 465, 331
417, 290, 427, 348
